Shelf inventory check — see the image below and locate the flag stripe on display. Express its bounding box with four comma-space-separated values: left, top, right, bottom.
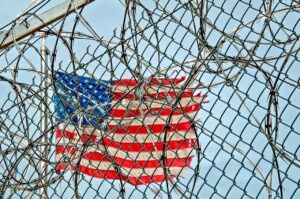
56, 127, 196, 143
56, 163, 174, 185
109, 103, 201, 118
113, 76, 186, 86
102, 138, 196, 151
56, 153, 189, 178
55, 145, 194, 161
56, 134, 196, 152
112, 90, 196, 100
60, 165, 176, 185
55, 150, 193, 168
107, 121, 194, 134
108, 113, 197, 126
113, 85, 187, 94
110, 95, 203, 110
79, 159, 187, 177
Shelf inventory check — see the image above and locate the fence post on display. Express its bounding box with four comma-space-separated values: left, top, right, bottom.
40, 32, 49, 199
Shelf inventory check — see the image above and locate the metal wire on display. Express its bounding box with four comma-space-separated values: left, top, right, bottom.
0, 0, 299, 198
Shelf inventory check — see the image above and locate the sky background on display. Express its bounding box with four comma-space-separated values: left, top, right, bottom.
0, 0, 299, 199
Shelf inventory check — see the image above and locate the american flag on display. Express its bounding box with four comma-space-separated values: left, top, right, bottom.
54, 71, 206, 185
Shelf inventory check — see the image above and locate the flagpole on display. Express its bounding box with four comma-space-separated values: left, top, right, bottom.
40, 32, 49, 199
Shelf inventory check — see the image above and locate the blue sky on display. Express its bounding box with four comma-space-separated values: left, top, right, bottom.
0, 0, 299, 199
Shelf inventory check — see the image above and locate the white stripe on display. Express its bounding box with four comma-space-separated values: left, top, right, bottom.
57, 126, 196, 143
80, 158, 187, 177
55, 144, 194, 161
56, 154, 187, 178
107, 112, 197, 126
111, 96, 203, 110
112, 84, 183, 94
56, 153, 114, 169
58, 113, 197, 129
104, 130, 196, 143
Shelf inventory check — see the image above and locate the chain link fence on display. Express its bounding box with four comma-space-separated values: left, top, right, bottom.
0, 0, 299, 198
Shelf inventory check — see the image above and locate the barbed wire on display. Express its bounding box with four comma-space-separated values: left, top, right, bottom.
0, 0, 299, 198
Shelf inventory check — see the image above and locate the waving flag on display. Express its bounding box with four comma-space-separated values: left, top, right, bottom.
54, 71, 205, 185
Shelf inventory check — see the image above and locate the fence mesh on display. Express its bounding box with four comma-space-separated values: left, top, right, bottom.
0, 0, 299, 198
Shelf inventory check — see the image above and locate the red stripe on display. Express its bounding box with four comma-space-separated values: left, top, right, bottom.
112, 92, 139, 100
56, 121, 193, 138
102, 138, 196, 151
130, 173, 175, 185
80, 134, 97, 142
55, 146, 194, 168
113, 76, 185, 87
56, 130, 196, 151
107, 121, 193, 134
66, 165, 175, 185
84, 151, 193, 168
56, 130, 76, 140
56, 145, 77, 154
57, 161, 187, 185
112, 90, 196, 100
146, 90, 195, 99
113, 79, 137, 87
56, 130, 75, 139
71, 165, 121, 180
56, 130, 97, 143
56, 163, 68, 170
148, 76, 185, 85
109, 103, 200, 118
